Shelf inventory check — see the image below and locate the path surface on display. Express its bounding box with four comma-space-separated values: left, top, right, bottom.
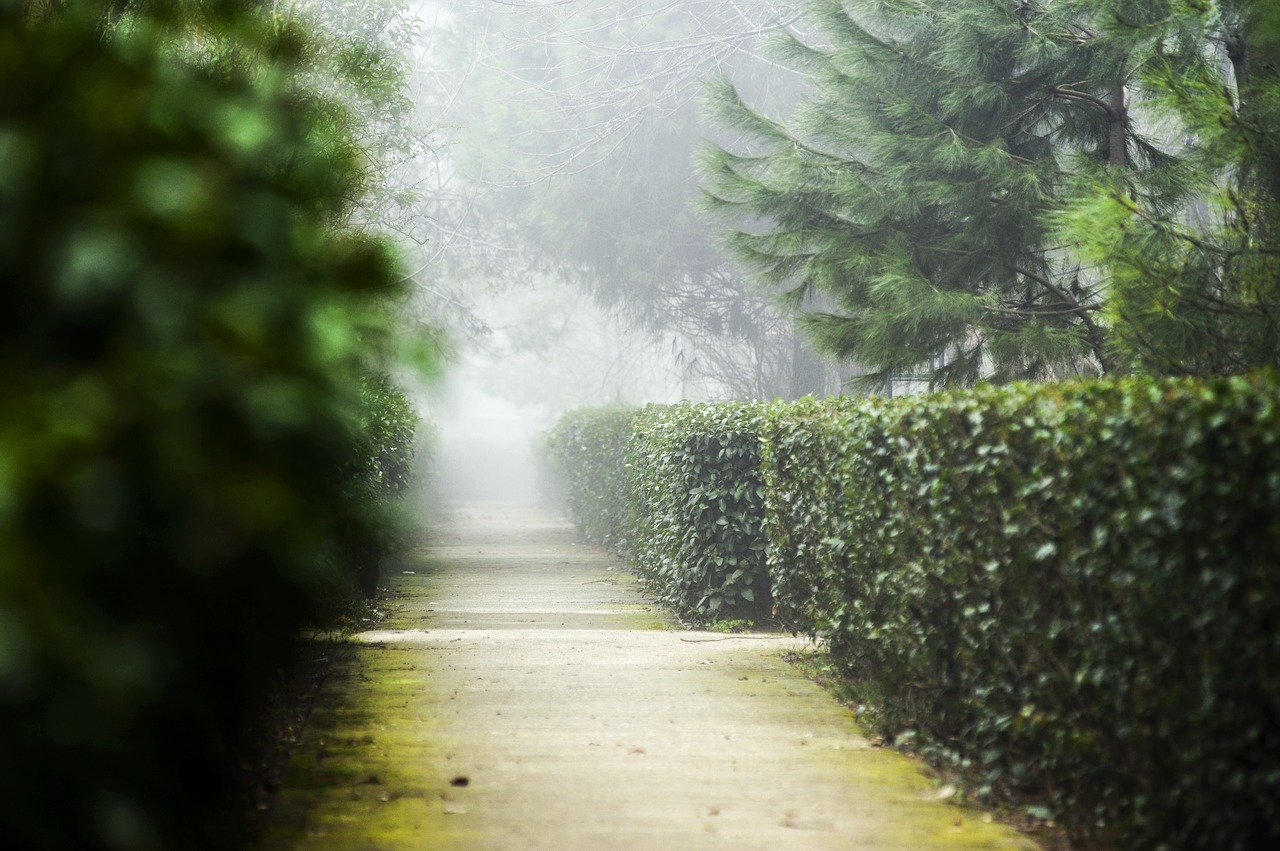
263, 503, 1037, 850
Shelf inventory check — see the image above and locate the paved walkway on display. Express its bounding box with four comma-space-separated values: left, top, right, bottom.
262, 503, 1037, 850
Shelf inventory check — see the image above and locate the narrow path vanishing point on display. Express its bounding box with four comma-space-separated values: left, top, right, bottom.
262, 503, 1038, 850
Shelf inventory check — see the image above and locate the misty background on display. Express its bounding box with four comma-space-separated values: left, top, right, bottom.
344, 0, 833, 502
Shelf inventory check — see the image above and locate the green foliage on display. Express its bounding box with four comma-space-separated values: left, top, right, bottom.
761, 375, 1280, 849
542, 401, 771, 621
626, 403, 770, 621
706, 618, 751, 634
1056, 0, 1280, 376
759, 394, 886, 635
540, 406, 635, 548
549, 376, 1280, 844
341, 373, 422, 597
702, 0, 1134, 386
0, 2, 431, 848
703, 0, 1280, 384
287, 0, 426, 228
354, 374, 420, 500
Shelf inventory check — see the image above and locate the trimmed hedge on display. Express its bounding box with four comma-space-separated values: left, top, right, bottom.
547, 376, 1280, 847
343, 374, 423, 597
627, 403, 770, 619
761, 375, 1280, 850
540, 406, 634, 547
540, 402, 769, 621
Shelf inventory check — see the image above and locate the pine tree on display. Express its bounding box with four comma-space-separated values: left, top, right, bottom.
1058, 0, 1280, 375
701, 0, 1180, 387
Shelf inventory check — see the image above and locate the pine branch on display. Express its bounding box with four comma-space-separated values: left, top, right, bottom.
1048, 85, 1121, 118
1007, 264, 1112, 371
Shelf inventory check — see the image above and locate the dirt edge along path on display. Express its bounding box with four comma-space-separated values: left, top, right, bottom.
260, 502, 1038, 850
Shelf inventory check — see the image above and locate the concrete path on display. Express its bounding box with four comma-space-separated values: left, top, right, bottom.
262, 503, 1038, 850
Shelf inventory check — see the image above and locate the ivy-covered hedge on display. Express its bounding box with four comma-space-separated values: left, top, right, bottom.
627, 403, 769, 619
540, 406, 634, 547
761, 375, 1280, 850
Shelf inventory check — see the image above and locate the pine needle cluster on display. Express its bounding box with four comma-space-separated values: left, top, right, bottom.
702, 0, 1280, 385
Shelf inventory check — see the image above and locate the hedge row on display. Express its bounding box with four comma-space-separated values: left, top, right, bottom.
545, 374, 1280, 849
343, 373, 423, 598
541, 403, 770, 620
540, 406, 633, 547
627, 403, 769, 617
761, 375, 1280, 850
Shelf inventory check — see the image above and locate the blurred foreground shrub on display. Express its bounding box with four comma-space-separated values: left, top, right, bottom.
0, 2, 427, 847
761, 375, 1280, 849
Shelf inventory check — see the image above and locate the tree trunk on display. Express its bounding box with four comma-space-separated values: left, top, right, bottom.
788, 330, 828, 400
1108, 82, 1128, 168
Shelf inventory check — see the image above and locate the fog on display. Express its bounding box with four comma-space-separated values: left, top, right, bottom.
428, 377, 541, 503
420, 280, 713, 503
388, 1, 828, 503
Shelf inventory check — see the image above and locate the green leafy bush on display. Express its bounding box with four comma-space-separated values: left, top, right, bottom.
342, 373, 422, 597
762, 375, 1280, 850
542, 402, 771, 621
626, 403, 769, 621
0, 2, 427, 848
540, 406, 635, 547
544, 379, 1280, 846
759, 394, 885, 635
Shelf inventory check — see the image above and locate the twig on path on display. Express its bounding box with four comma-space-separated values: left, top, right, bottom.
678, 635, 789, 642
